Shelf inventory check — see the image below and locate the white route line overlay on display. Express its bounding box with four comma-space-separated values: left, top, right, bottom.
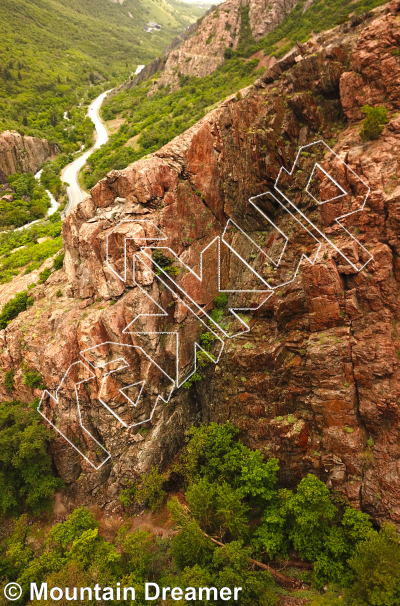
37, 140, 373, 468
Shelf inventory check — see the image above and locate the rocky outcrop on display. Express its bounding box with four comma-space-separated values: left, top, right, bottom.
248, 0, 300, 40
158, 0, 243, 83
2, 3, 400, 524
0, 130, 55, 177
132, 0, 300, 91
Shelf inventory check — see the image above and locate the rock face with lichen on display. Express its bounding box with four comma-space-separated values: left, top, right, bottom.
2, 3, 400, 524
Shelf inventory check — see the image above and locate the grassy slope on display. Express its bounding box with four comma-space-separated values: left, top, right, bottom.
84, 0, 388, 186
244, 0, 389, 58
0, 219, 63, 284
0, 0, 203, 149
83, 57, 262, 187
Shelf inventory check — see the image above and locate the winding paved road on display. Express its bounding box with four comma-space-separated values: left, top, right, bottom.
62, 90, 112, 216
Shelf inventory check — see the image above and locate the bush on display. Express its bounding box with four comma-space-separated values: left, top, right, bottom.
0, 400, 63, 515
170, 518, 215, 569
360, 105, 389, 140
0, 291, 33, 329
121, 467, 167, 511
4, 369, 15, 392
213, 292, 228, 309
135, 467, 167, 511
224, 47, 234, 59
53, 252, 65, 271
23, 370, 44, 389
38, 267, 52, 283
152, 250, 180, 277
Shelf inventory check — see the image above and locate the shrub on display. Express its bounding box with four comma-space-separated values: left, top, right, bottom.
152, 250, 180, 277
53, 252, 65, 271
38, 267, 52, 283
360, 104, 389, 140
170, 518, 214, 569
224, 47, 234, 59
345, 523, 400, 605
4, 369, 15, 392
121, 467, 167, 511
0, 291, 34, 329
135, 467, 167, 511
23, 370, 44, 389
213, 292, 228, 308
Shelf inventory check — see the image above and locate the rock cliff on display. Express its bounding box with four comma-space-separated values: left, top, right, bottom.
0, 130, 55, 178
2, 2, 400, 525
130, 0, 299, 91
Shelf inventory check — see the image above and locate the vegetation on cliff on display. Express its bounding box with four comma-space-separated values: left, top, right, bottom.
237, 0, 389, 60
360, 104, 389, 140
0, 292, 34, 330
146, 423, 374, 589
0, 215, 62, 284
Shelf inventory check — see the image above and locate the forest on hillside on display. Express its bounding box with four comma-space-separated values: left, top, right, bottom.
0, 416, 398, 606
0, 0, 202, 151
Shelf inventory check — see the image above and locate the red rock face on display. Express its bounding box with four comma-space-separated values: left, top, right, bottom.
2, 4, 400, 522
148, 0, 300, 91
0, 130, 55, 177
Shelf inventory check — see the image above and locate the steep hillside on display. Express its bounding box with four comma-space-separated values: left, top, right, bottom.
1, 0, 400, 528
0, 0, 203, 151
84, 0, 388, 186
3, 1, 400, 602
148, 0, 300, 84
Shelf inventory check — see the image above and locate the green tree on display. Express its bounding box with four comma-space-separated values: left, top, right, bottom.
170, 518, 215, 570
38, 267, 52, 284
347, 524, 400, 605
213, 541, 277, 606
53, 252, 65, 271
120, 466, 167, 511
23, 370, 44, 389
0, 291, 33, 329
174, 424, 373, 589
0, 401, 63, 515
